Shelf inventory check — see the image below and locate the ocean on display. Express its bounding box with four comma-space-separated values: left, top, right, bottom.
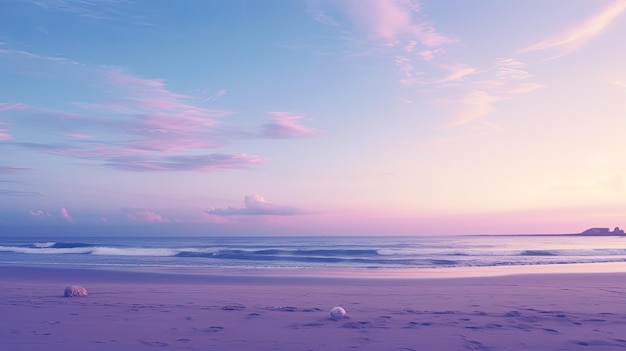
1, 235, 626, 277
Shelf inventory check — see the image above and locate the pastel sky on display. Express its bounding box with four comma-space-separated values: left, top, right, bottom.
2, 0, 626, 235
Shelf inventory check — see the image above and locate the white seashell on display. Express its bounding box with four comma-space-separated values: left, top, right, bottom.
64, 285, 88, 297
329, 306, 346, 320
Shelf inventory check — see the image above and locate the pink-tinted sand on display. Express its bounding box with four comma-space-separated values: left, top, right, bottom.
1, 266, 626, 351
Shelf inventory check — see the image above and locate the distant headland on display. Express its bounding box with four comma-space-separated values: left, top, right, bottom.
578, 227, 625, 236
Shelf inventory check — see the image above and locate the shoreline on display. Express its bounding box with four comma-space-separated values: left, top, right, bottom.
3, 260, 626, 280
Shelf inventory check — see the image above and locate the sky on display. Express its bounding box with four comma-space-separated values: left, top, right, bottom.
1, 0, 626, 236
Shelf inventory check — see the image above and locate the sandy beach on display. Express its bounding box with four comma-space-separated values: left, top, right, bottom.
2, 266, 626, 350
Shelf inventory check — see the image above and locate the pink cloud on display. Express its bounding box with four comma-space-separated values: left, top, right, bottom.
47, 143, 150, 158
126, 210, 168, 223
447, 90, 501, 126
517, 0, 626, 59
495, 59, 531, 80
128, 137, 222, 152
436, 63, 478, 83
394, 55, 421, 85
29, 210, 51, 217
202, 213, 232, 224
418, 49, 444, 61
403, 40, 417, 53
261, 112, 320, 139
84, 68, 232, 155
60, 208, 72, 222
207, 194, 306, 216
441, 57, 543, 128
346, 0, 452, 47
0, 122, 11, 140
107, 68, 226, 116
104, 153, 264, 172
130, 113, 217, 133
0, 130, 11, 141
314, 0, 454, 86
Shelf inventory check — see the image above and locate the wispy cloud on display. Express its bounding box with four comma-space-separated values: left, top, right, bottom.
200, 88, 228, 102
517, 0, 626, 59
0, 47, 80, 65
24, 0, 155, 26
436, 63, 478, 84
311, 0, 457, 86
65, 133, 92, 140
0, 165, 32, 174
0, 189, 44, 197
0, 103, 26, 111
29, 209, 51, 217
344, 0, 452, 47
2, 46, 320, 174
206, 194, 306, 216
444, 58, 543, 127
104, 153, 264, 172
447, 90, 501, 127
125, 209, 169, 223
260, 112, 320, 139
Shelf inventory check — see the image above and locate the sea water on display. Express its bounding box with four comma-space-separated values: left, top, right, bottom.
1, 235, 625, 276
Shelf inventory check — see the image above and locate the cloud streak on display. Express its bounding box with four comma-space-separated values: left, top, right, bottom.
312, 0, 457, 86
261, 112, 320, 139
24, 0, 155, 26
0, 103, 26, 112
104, 153, 264, 172
344, 0, 452, 47
206, 194, 306, 216
29, 210, 51, 217
125, 210, 169, 223
0, 166, 32, 174
444, 58, 543, 127
0, 50, 272, 173
0, 190, 44, 197
517, 0, 626, 59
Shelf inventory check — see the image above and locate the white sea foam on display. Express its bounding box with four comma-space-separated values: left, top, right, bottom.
0, 245, 93, 254
90, 247, 179, 256
33, 242, 56, 248
1, 235, 626, 272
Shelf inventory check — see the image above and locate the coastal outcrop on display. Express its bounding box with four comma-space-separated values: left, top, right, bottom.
580, 227, 625, 236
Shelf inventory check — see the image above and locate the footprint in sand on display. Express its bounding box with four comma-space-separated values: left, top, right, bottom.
302, 308, 322, 312
404, 321, 419, 329
204, 326, 224, 333
139, 340, 169, 347
342, 321, 369, 329
464, 340, 491, 351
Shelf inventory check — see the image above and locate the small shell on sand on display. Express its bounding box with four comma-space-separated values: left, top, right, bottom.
330, 306, 347, 320
64, 285, 88, 297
